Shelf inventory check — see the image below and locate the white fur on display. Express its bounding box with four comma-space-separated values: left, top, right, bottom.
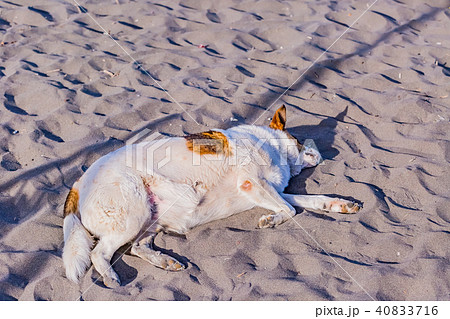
62, 214, 94, 282
62, 117, 360, 287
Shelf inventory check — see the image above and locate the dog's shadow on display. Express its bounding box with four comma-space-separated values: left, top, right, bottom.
284, 107, 362, 212
286, 107, 346, 193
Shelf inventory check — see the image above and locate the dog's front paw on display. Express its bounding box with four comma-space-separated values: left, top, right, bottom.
258, 214, 283, 228
324, 199, 362, 214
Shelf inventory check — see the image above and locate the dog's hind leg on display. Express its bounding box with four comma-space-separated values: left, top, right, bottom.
91, 236, 125, 288
238, 177, 296, 228
131, 234, 185, 271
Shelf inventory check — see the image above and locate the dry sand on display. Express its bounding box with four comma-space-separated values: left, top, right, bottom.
0, 0, 449, 300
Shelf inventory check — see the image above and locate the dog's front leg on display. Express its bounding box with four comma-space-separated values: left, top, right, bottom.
238, 177, 296, 228
281, 194, 361, 213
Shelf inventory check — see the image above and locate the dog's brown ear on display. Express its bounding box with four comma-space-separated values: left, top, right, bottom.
269, 105, 286, 131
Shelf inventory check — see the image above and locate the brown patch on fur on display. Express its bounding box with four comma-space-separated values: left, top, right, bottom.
185, 131, 231, 155
240, 180, 253, 191
63, 188, 79, 217
270, 105, 305, 153
269, 105, 287, 131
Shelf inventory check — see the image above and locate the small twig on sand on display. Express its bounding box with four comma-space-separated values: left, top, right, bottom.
46, 69, 62, 74
101, 70, 119, 78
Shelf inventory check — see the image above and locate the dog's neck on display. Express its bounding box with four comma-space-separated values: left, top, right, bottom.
226, 124, 301, 176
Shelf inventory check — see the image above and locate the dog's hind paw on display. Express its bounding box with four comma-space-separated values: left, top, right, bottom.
324, 199, 362, 214
160, 257, 185, 271
103, 275, 121, 289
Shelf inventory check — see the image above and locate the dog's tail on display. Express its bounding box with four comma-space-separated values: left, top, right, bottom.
62, 188, 93, 283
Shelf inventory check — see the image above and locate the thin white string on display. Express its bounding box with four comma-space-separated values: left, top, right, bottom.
71, 0, 200, 125
249, 177, 376, 301
252, 0, 380, 125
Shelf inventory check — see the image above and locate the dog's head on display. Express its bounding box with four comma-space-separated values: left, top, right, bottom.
269, 105, 322, 176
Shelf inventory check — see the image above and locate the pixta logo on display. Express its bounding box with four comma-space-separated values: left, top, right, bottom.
125, 129, 171, 174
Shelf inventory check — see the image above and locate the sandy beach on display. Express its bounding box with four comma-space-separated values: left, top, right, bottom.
0, 0, 449, 300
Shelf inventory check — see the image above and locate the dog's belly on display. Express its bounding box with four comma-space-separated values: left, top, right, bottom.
153, 178, 255, 234
191, 196, 255, 227
155, 196, 254, 234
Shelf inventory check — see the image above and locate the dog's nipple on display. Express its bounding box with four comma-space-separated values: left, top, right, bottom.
240, 180, 253, 191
